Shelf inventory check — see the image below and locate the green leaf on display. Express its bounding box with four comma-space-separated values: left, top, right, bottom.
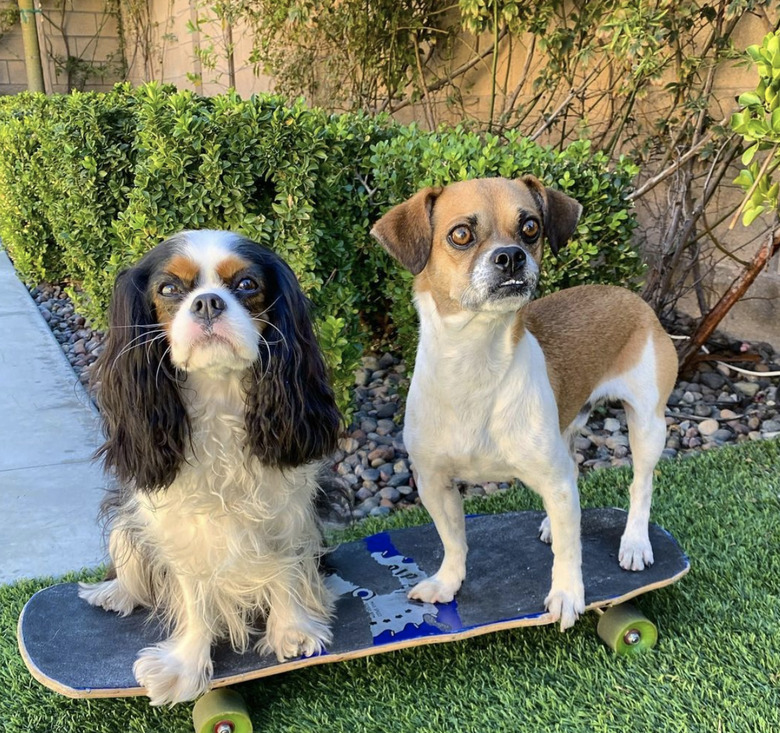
731, 112, 747, 134
734, 169, 754, 189
738, 92, 763, 108
767, 33, 780, 61
741, 143, 759, 166
743, 205, 765, 226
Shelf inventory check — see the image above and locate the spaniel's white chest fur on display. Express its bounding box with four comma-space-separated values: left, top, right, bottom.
134, 373, 319, 584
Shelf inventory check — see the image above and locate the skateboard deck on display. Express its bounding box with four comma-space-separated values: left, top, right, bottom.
18, 508, 689, 699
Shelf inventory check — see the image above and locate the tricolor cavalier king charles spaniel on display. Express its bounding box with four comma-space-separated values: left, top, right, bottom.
79, 230, 341, 705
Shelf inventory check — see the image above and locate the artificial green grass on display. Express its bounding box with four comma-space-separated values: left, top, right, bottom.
2, 439, 779, 732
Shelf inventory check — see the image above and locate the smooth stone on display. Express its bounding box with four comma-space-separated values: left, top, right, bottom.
379, 487, 401, 502
697, 419, 720, 436
700, 372, 726, 390
376, 402, 398, 419
712, 428, 734, 443
735, 381, 760, 397
605, 434, 629, 449
339, 437, 359, 453
388, 472, 412, 487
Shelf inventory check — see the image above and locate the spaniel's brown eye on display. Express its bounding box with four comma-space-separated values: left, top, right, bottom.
448, 225, 475, 249
235, 277, 259, 293
159, 282, 182, 297
521, 218, 540, 242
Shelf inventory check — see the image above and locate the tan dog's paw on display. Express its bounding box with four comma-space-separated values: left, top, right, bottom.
408, 574, 461, 604
538, 515, 552, 544
544, 586, 585, 631
619, 534, 654, 571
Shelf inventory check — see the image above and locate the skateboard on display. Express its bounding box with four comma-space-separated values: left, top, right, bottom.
18, 508, 689, 733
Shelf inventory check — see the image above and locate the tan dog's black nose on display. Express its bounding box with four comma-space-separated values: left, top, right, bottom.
493, 246, 526, 276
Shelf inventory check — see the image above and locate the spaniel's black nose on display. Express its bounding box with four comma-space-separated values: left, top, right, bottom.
190, 293, 226, 324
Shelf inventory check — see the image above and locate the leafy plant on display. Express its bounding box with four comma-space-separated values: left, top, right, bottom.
0, 1, 18, 42
0, 85, 640, 411
731, 30, 780, 226
190, 0, 456, 114
677, 28, 780, 374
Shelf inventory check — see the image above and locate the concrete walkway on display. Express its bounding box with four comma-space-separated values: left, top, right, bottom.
0, 251, 106, 584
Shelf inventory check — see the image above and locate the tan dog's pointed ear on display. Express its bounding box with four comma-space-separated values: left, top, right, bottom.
520, 176, 582, 256
371, 186, 442, 275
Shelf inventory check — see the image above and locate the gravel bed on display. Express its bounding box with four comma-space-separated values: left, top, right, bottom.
31, 284, 780, 523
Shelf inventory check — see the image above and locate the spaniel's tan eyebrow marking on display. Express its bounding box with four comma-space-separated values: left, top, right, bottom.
216, 255, 253, 284
165, 254, 200, 286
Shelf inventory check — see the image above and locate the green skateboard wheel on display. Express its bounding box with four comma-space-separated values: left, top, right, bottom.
597, 603, 658, 655
192, 688, 253, 733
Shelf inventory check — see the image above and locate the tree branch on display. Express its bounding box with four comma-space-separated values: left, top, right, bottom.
390, 29, 509, 114
628, 122, 730, 201
679, 226, 780, 373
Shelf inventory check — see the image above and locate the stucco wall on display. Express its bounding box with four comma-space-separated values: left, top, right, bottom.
0, 1, 123, 95
121, 0, 273, 95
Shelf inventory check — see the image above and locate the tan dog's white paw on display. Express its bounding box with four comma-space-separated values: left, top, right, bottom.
408, 573, 462, 604
619, 534, 654, 571
544, 586, 585, 631
538, 515, 552, 544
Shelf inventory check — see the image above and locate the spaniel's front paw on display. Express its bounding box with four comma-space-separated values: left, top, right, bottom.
259, 612, 332, 662
134, 640, 213, 706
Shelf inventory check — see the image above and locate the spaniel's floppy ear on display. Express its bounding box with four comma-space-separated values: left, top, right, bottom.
520, 175, 582, 256
370, 186, 442, 274
244, 255, 341, 467
92, 253, 189, 491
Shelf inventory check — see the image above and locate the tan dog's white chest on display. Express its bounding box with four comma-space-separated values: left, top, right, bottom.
406, 293, 566, 483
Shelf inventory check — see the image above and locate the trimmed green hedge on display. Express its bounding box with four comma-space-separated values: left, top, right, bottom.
0, 83, 641, 410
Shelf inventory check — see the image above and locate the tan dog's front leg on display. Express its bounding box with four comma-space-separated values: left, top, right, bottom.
523, 462, 585, 630
408, 468, 467, 604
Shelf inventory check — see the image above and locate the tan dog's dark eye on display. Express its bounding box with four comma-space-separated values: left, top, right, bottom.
448, 225, 475, 248
521, 219, 540, 242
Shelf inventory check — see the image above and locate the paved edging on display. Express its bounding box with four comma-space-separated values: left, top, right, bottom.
0, 251, 106, 584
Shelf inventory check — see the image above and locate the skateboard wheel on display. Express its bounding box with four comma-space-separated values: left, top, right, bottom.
597, 603, 658, 655
192, 688, 252, 733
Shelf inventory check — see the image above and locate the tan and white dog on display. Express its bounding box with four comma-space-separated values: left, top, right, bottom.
371, 177, 677, 629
